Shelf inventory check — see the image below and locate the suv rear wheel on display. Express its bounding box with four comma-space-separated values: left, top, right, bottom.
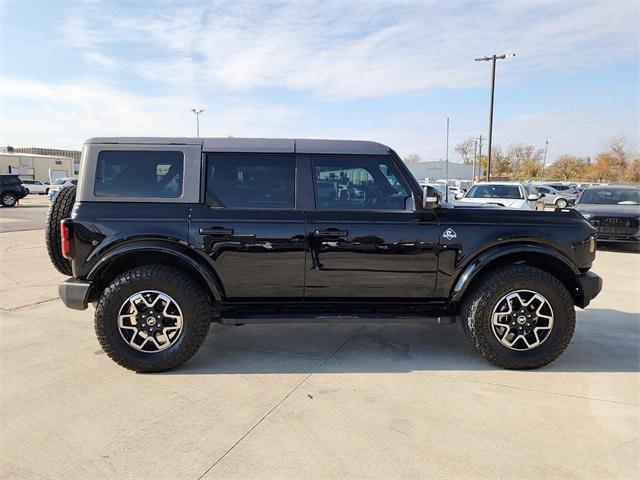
94, 265, 212, 372
461, 265, 575, 369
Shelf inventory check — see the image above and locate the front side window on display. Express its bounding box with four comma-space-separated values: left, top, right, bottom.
313, 155, 411, 210
206, 154, 295, 209
466, 184, 523, 200
94, 151, 183, 198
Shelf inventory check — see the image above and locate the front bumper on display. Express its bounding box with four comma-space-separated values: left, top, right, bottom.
59, 279, 92, 310
575, 271, 603, 308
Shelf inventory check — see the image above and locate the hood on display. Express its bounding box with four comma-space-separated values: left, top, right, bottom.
576, 204, 640, 217
459, 197, 530, 209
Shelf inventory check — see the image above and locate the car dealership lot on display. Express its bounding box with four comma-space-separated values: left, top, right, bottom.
1, 215, 639, 479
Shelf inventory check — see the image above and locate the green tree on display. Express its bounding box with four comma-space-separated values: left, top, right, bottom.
546, 155, 589, 181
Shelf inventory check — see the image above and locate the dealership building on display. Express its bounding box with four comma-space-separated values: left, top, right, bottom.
406, 160, 481, 183
0, 147, 80, 182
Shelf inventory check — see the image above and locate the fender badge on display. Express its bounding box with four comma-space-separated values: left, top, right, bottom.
443, 228, 457, 240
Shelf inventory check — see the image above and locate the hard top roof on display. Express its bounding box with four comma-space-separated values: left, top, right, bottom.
85, 137, 389, 155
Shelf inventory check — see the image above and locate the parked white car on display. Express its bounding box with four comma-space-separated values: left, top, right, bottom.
21, 179, 50, 195
456, 182, 540, 209
48, 177, 78, 201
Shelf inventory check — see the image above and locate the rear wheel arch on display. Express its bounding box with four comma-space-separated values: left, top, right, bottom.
452, 245, 581, 311
88, 245, 224, 307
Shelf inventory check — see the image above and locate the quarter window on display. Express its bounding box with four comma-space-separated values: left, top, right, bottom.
94, 151, 184, 198
312, 155, 411, 210
206, 154, 295, 209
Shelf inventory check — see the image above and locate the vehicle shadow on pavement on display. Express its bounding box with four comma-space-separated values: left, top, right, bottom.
167, 308, 639, 374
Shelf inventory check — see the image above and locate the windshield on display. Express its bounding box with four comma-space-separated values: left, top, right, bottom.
579, 188, 640, 205
466, 184, 523, 200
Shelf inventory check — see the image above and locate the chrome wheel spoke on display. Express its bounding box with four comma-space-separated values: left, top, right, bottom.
117, 290, 184, 353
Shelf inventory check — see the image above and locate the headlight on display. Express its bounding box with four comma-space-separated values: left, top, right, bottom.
589, 235, 596, 254
581, 213, 593, 220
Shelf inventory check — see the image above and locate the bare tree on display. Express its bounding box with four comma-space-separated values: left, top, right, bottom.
403, 153, 422, 164
608, 136, 633, 165
454, 138, 476, 165
507, 143, 545, 180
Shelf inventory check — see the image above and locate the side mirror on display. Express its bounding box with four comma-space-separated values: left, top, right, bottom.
455, 192, 464, 200
422, 186, 441, 209
527, 194, 540, 201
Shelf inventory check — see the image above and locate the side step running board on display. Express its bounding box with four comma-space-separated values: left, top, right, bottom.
218, 314, 455, 325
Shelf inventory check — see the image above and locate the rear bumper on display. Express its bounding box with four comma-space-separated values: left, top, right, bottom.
59, 279, 92, 310
576, 271, 603, 308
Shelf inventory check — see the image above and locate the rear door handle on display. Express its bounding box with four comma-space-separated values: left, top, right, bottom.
315, 228, 348, 238
199, 227, 234, 237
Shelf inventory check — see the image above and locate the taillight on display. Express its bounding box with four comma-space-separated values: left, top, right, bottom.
61, 219, 74, 259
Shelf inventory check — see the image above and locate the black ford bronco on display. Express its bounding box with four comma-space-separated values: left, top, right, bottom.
48, 137, 602, 372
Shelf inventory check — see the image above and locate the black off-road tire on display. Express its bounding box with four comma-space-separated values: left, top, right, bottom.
45, 186, 76, 275
95, 265, 212, 373
460, 265, 575, 369
1, 192, 18, 207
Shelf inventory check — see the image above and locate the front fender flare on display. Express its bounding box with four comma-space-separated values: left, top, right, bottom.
450, 243, 580, 303
87, 241, 223, 302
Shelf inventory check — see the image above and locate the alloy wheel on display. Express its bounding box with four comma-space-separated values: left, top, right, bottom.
491, 290, 554, 351
117, 290, 183, 353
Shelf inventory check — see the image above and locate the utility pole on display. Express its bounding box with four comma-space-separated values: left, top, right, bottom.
191, 108, 204, 137
472, 139, 477, 184
541, 140, 549, 181
477, 134, 483, 181
474, 53, 515, 181
445, 117, 450, 202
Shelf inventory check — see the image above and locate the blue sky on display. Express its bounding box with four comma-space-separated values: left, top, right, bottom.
1, 0, 638, 163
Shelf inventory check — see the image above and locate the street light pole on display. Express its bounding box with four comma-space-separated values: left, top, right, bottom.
541, 140, 549, 181
191, 108, 204, 137
475, 53, 515, 181
445, 117, 450, 202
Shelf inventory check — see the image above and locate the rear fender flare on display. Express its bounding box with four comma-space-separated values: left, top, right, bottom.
87, 241, 224, 302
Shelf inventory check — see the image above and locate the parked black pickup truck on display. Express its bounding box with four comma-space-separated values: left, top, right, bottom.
48, 137, 602, 372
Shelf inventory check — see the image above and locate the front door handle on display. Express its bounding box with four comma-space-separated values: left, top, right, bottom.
199, 227, 234, 237
315, 228, 348, 238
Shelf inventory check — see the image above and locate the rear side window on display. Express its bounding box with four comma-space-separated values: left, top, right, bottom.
206, 154, 295, 209
94, 151, 183, 198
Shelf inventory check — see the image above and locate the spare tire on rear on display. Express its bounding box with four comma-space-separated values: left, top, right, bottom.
46, 186, 76, 275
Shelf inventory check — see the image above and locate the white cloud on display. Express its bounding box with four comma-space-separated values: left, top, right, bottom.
0, 77, 301, 149
55, 0, 639, 98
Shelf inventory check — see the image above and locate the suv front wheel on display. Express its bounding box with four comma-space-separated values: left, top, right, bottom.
95, 265, 212, 372
461, 265, 575, 369
1, 192, 17, 207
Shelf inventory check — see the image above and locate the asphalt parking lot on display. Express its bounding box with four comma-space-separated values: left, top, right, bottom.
1, 196, 639, 479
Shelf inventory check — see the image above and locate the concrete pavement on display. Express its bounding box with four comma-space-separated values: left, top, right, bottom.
0, 195, 50, 233
1, 228, 638, 479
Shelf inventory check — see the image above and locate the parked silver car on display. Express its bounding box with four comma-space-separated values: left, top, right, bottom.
537, 185, 576, 208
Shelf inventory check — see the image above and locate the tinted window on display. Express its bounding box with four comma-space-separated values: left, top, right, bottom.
466, 184, 523, 199
206, 154, 295, 209
95, 151, 183, 198
579, 188, 640, 205
313, 155, 410, 210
